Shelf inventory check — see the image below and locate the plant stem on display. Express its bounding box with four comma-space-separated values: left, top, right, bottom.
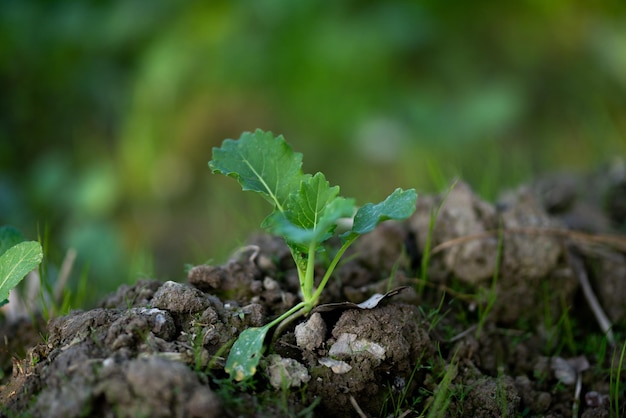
311, 235, 358, 304
302, 241, 317, 303
266, 301, 308, 329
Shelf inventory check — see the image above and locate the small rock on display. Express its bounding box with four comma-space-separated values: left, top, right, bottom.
263, 276, 279, 290
294, 313, 326, 351
188, 265, 226, 291
318, 357, 352, 374
264, 354, 310, 389
413, 182, 499, 284
329, 333, 386, 361
152, 281, 210, 314
135, 308, 176, 340
585, 391, 609, 407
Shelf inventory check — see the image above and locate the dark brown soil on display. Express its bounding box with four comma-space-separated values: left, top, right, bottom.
2, 170, 626, 417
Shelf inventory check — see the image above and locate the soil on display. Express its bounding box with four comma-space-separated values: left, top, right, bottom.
2, 166, 626, 417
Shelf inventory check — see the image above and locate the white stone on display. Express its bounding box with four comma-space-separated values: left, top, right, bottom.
294, 313, 326, 351
265, 354, 310, 389
329, 333, 386, 361
319, 357, 352, 374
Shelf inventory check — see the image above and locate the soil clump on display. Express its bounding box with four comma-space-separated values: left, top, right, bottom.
2, 169, 626, 417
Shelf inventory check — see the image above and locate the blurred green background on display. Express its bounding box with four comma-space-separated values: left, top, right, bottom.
1, 0, 625, 306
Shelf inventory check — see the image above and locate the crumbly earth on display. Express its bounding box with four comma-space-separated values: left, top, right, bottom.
1, 168, 626, 417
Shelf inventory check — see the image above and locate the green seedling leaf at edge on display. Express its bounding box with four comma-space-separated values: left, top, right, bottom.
350, 188, 417, 236
0, 226, 26, 256
209, 129, 308, 212
0, 241, 44, 302
225, 324, 271, 381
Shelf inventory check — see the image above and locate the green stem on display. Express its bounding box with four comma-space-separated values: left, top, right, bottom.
311, 234, 358, 304
267, 237, 358, 343
294, 256, 306, 296
272, 305, 309, 343
302, 241, 317, 302
266, 301, 308, 329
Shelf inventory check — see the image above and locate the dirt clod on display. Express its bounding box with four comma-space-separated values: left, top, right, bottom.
295, 312, 326, 351
464, 375, 520, 417
263, 354, 310, 389
2, 172, 625, 417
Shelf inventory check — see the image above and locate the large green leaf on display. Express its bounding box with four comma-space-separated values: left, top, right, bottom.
0, 241, 43, 302
209, 129, 308, 212
351, 188, 417, 235
225, 325, 271, 381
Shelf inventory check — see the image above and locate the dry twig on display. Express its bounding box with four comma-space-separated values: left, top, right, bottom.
566, 247, 615, 346
431, 227, 626, 255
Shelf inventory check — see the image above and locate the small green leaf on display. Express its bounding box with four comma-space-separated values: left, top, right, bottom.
0, 226, 26, 257
0, 241, 43, 302
284, 173, 342, 228
209, 130, 308, 212
351, 188, 417, 235
225, 325, 271, 381
266, 173, 355, 246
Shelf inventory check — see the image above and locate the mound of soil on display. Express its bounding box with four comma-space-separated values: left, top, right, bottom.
2, 169, 626, 417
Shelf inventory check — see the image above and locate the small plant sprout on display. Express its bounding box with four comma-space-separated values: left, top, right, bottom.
209, 130, 417, 381
0, 226, 43, 308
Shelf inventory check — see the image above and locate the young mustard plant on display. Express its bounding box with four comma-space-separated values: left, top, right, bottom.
209, 130, 417, 381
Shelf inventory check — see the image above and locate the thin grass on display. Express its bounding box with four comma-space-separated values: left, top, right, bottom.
611, 340, 626, 417
385, 247, 405, 293
424, 292, 448, 335
425, 360, 457, 418
475, 223, 503, 339
558, 294, 576, 355
496, 366, 509, 418
418, 179, 458, 295
380, 349, 429, 417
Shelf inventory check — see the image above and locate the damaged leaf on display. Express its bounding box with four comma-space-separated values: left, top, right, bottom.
224, 324, 271, 381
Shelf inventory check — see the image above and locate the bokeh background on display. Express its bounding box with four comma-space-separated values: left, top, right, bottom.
2, 0, 626, 306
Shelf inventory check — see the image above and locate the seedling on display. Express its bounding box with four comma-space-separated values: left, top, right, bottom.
209, 130, 417, 380
0, 226, 43, 308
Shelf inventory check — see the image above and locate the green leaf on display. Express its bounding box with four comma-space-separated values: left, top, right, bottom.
266, 173, 355, 246
225, 325, 271, 381
0, 226, 26, 257
209, 129, 308, 212
0, 241, 43, 302
351, 188, 417, 235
